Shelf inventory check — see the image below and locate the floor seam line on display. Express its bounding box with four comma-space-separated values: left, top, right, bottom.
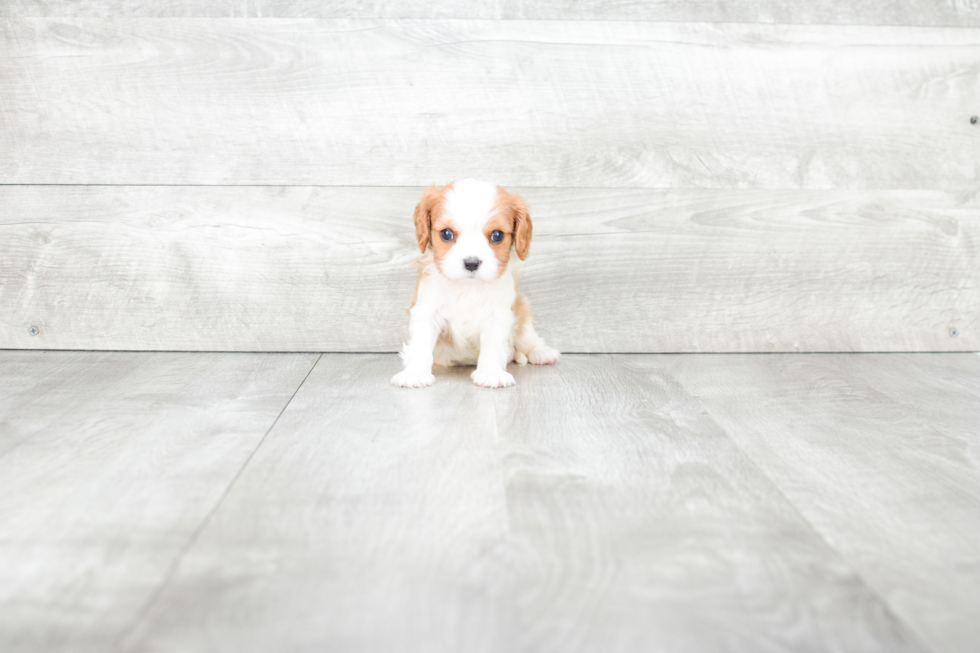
110, 352, 323, 652
660, 360, 937, 653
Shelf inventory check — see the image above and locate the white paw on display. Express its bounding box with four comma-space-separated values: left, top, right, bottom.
528, 346, 561, 365
391, 369, 435, 388
471, 367, 516, 388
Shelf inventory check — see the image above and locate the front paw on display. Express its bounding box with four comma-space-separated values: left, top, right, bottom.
391, 369, 435, 388
528, 346, 561, 365
471, 367, 516, 388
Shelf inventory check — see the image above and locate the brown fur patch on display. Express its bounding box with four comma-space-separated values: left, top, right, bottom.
409, 261, 427, 311
429, 211, 458, 273
511, 293, 531, 336
512, 269, 532, 339
413, 183, 453, 254
420, 182, 460, 276
495, 186, 532, 260
484, 203, 515, 277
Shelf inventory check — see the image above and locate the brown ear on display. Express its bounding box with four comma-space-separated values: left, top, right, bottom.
413, 185, 442, 253
510, 193, 532, 260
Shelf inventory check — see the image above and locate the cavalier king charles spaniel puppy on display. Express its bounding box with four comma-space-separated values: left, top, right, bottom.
391, 179, 560, 388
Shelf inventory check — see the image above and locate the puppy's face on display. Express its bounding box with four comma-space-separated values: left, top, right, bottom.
413, 179, 532, 282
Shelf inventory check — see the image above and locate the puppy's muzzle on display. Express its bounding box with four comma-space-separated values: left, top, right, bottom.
463, 257, 481, 272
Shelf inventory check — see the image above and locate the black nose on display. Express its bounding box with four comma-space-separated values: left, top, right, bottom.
463, 257, 481, 272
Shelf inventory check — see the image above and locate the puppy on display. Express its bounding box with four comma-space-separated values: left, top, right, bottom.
391, 179, 560, 388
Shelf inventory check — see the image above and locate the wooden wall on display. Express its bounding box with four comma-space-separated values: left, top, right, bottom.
1, 4, 978, 352
3, 2, 980, 25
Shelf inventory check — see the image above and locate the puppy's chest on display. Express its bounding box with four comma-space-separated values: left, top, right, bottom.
436, 285, 514, 342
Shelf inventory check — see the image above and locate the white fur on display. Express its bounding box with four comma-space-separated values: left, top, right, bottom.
391, 179, 560, 389
434, 179, 502, 283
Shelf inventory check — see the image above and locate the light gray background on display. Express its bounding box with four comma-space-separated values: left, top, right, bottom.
2, 2, 977, 352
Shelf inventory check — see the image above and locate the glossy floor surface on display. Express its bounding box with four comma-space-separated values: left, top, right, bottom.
1, 352, 978, 653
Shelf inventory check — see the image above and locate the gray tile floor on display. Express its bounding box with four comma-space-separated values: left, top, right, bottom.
1, 351, 978, 653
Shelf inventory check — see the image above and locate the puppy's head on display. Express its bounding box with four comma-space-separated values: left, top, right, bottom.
413, 179, 532, 282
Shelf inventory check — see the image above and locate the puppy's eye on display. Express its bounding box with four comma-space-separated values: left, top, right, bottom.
490, 230, 504, 243
440, 229, 454, 241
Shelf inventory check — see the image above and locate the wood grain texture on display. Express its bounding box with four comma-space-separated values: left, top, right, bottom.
827, 354, 980, 456
120, 354, 924, 653
2, 186, 977, 352
2, 19, 978, 187
0, 350, 318, 653
3, 0, 980, 27
119, 354, 517, 653
661, 352, 980, 653
495, 355, 923, 653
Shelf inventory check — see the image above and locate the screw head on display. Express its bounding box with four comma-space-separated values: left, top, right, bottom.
949, 327, 959, 338
28, 326, 39, 336
972, 116, 979, 125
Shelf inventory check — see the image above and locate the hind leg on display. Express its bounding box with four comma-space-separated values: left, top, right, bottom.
514, 320, 560, 365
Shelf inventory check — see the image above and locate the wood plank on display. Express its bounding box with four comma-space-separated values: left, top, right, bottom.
496, 355, 926, 652
2, 0, 979, 27
2, 19, 978, 187
120, 354, 925, 652
661, 353, 980, 653
0, 350, 318, 653
828, 353, 980, 452
119, 354, 517, 652
2, 186, 977, 352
